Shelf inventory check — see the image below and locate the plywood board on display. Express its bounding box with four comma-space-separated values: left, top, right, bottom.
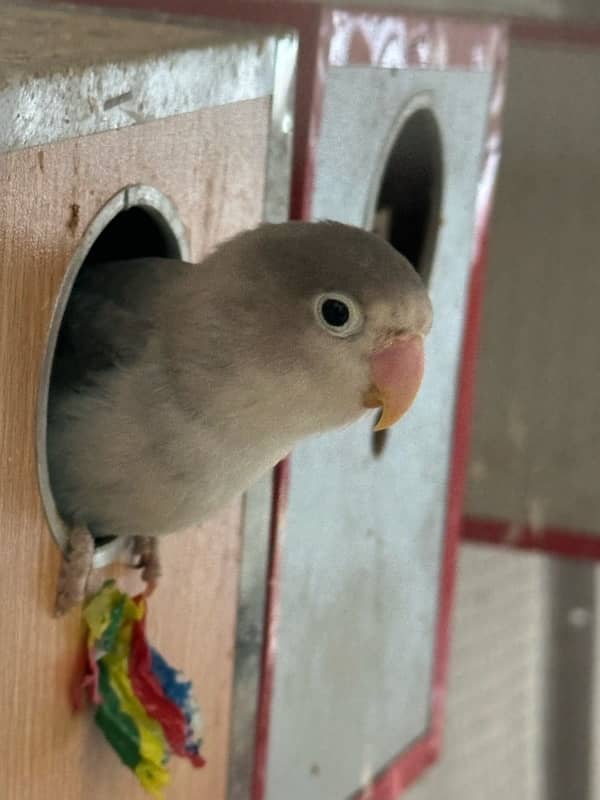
0, 98, 269, 800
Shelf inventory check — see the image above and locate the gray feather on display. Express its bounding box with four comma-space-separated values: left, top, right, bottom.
47, 221, 432, 539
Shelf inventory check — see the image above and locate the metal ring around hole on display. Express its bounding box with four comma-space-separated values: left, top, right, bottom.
36, 185, 191, 568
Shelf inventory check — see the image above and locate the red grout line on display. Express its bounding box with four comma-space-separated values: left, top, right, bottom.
463, 516, 600, 562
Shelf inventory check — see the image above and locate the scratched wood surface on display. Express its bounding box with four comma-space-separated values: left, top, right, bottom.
0, 98, 268, 800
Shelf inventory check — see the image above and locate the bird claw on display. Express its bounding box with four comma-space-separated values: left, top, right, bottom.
131, 536, 162, 591
55, 526, 95, 617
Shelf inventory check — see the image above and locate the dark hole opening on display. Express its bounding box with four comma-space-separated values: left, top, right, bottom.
374, 107, 443, 280
48, 205, 181, 548
84, 206, 181, 265
371, 108, 443, 458
372, 428, 388, 457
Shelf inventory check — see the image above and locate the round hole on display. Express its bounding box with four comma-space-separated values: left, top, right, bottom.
373, 105, 443, 281
370, 104, 443, 458
37, 186, 190, 567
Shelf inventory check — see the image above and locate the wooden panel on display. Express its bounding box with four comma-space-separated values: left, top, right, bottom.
0, 98, 269, 800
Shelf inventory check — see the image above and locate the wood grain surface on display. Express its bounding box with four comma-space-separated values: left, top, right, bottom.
0, 98, 269, 800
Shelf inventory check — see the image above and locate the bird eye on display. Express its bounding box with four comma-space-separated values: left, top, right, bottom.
322, 298, 349, 326
314, 292, 364, 337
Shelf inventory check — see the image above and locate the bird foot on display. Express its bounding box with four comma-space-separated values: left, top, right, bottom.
55, 525, 95, 617
131, 536, 161, 595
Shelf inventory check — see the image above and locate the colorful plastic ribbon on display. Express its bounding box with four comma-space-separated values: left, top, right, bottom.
75, 581, 205, 797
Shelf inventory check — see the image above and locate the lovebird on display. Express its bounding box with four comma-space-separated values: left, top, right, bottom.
48, 221, 432, 614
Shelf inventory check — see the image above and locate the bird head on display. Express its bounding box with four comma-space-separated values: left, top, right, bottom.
203, 220, 432, 439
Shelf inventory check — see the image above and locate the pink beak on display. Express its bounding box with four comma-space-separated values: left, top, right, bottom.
363, 335, 425, 431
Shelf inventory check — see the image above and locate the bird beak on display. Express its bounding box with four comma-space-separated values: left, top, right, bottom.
363, 335, 425, 431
